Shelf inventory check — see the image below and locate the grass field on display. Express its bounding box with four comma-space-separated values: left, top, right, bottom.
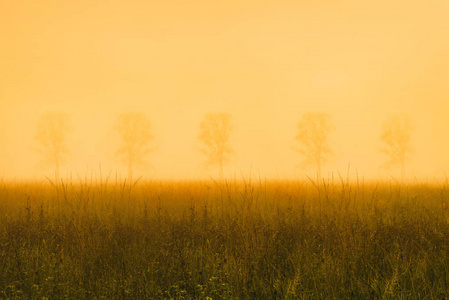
1, 177, 449, 299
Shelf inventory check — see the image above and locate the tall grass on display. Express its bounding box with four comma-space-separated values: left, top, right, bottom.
0, 178, 449, 299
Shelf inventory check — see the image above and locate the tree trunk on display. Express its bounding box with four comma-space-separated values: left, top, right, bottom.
55, 157, 60, 184
401, 160, 405, 184
128, 158, 133, 184
219, 159, 224, 183
317, 160, 322, 185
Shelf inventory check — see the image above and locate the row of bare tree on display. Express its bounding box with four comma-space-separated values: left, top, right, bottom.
294, 113, 413, 182
33, 112, 413, 183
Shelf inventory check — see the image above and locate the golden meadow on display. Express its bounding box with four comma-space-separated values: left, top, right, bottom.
1, 177, 449, 299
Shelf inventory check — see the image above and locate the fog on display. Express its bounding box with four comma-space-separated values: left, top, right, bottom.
1, 0, 449, 181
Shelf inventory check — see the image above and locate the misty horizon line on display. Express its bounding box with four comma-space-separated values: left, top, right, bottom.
1, 168, 447, 184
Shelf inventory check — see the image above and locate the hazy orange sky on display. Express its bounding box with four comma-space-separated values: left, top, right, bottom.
1, 0, 449, 181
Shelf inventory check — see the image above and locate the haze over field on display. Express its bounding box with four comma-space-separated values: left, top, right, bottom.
1, 0, 449, 181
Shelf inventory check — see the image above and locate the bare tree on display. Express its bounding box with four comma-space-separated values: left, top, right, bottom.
294, 112, 335, 182
380, 115, 413, 181
115, 113, 154, 183
34, 113, 70, 182
198, 113, 234, 181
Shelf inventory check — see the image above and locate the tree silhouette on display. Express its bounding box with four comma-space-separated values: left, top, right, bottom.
34, 113, 70, 182
294, 112, 334, 182
380, 115, 413, 181
198, 113, 234, 181
115, 113, 154, 183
